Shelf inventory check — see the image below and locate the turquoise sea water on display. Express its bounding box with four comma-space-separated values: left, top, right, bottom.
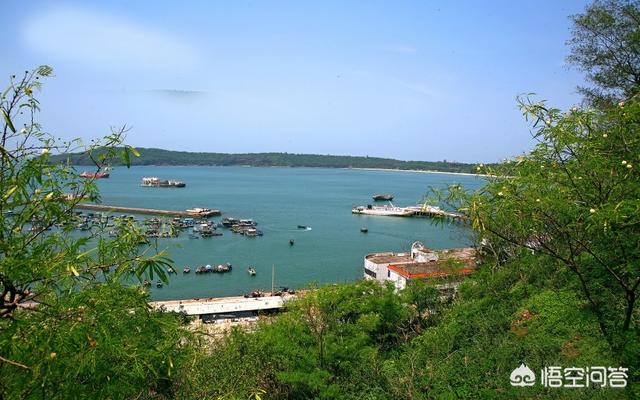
94, 166, 484, 300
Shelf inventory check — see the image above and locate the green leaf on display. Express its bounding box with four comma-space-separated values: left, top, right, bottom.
36, 65, 53, 77
2, 108, 16, 133
120, 148, 131, 168
128, 146, 141, 157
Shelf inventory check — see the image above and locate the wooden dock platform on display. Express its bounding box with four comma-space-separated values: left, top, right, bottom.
74, 203, 221, 218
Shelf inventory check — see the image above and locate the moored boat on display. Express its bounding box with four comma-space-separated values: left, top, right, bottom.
247, 267, 256, 276
221, 217, 240, 227
372, 194, 393, 201
183, 267, 191, 273
213, 263, 232, 273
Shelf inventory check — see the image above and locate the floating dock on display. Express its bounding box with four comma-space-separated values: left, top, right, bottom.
74, 203, 220, 218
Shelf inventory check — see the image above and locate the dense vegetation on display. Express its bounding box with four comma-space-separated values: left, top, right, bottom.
2, 1, 639, 398
51, 147, 479, 173
0, 67, 183, 399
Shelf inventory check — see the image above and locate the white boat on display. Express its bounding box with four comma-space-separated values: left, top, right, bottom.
351, 203, 415, 217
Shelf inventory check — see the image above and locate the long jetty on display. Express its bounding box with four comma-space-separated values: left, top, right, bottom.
74, 203, 221, 218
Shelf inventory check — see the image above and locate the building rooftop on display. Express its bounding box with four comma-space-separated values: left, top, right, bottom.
388, 247, 477, 279
365, 252, 413, 264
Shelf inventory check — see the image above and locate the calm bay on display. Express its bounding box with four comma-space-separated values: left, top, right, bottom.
94, 166, 483, 300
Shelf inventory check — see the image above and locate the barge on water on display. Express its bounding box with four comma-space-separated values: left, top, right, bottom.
141, 177, 186, 188
352, 203, 465, 220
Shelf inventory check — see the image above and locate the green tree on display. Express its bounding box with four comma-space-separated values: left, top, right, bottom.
568, 0, 640, 106
453, 96, 639, 361
0, 68, 188, 398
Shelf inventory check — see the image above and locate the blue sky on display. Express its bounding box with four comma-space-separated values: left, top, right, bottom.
1, 0, 589, 162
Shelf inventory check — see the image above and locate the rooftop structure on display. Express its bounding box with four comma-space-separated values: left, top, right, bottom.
364, 241, 477, 291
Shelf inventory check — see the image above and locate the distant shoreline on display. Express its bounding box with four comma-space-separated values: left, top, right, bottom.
349, 167, 491, 178
89, 163, 492, 177
101, 164, 490, 177
51, 148, 486, 174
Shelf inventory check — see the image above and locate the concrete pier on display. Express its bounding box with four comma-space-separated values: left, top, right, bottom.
150, 294, 292, 318
74, 203, 221, 218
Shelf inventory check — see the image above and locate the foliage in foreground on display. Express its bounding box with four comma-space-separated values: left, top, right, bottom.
451, 95, 640, 360
175, 259, 635, 399
0, 68, 189, 399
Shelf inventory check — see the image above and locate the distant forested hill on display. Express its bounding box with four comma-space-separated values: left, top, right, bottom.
50, 147, 479, 173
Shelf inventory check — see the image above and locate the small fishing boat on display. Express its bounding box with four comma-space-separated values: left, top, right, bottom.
360, 227, 368, 233
372, 194, 393, 201
142, 280, 151, 287
244, 290, 265, 298
221, 217, 240, 227
247, 267, 256, 276
183, 267, 191, 273
167, 266, 176, 274
213, 263, 232, 273
156, 281, 163, 288
289, 239, 295, 246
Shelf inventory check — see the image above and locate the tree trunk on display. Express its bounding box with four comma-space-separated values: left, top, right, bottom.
623, 290, 636, 332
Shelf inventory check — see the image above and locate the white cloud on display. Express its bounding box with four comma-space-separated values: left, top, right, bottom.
23, 7, 199, 72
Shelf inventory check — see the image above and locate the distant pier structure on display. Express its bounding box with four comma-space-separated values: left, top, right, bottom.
74, 204, 220, 218
404, 205, 465, 220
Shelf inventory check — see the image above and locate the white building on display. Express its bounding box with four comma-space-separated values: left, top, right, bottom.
364, 241, 476, 291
